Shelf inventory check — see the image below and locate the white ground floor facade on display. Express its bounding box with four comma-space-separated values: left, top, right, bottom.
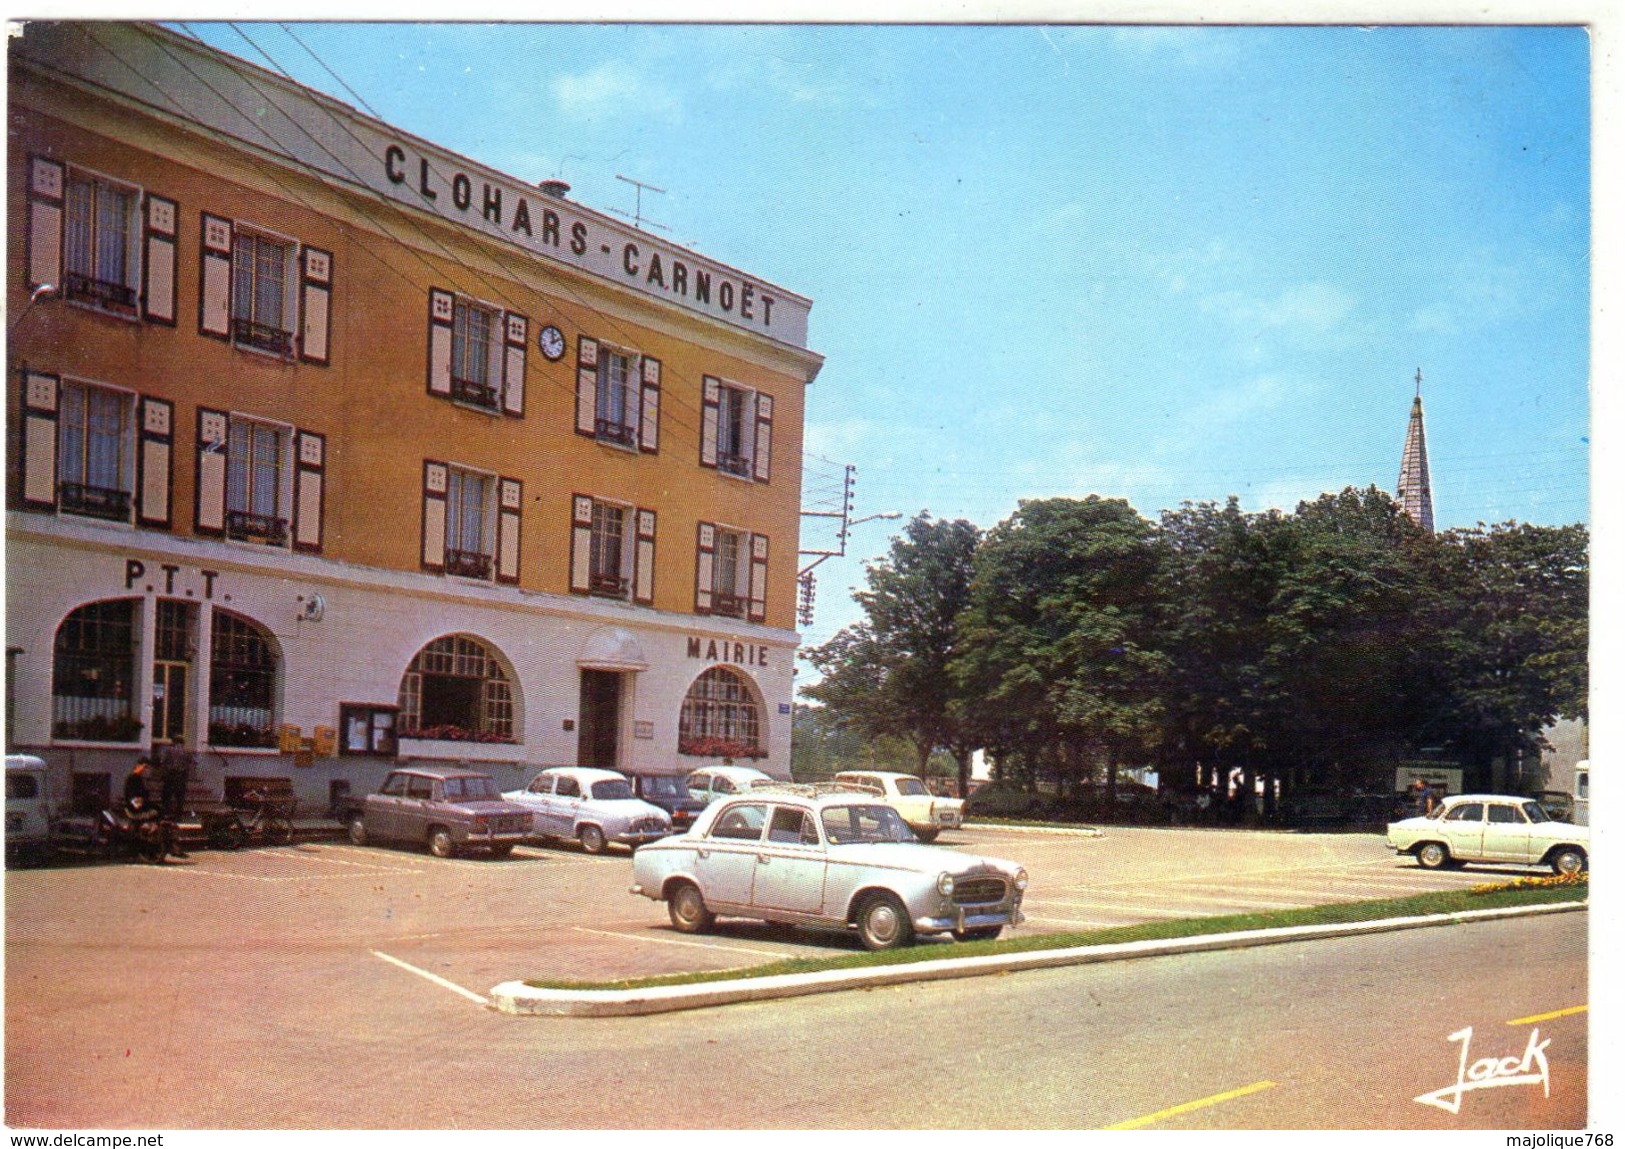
6, 514, 795, 815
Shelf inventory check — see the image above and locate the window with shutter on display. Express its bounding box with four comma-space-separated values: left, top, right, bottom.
61, 167, 141, 317
56, 380, 136, 523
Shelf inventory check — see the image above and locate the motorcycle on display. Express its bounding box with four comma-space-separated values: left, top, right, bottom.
98, 800, 176, 863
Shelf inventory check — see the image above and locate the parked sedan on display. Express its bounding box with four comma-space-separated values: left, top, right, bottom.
625, 772, 708, 833
832, 770, 963, 841
685, 765, 774, 805
631, 787, 1028, 950
1386, 793, 1588, 874
504, 767, 671, 854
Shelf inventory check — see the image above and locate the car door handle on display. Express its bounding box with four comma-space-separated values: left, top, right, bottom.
757, 854, 770, 865
697, 848, 710, 859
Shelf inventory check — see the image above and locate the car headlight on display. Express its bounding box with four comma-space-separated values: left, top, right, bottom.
1014, 868, 1029, 892
937, 872, 955, 897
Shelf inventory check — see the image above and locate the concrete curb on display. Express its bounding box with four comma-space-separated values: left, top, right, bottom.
489, 899, 1584, 1017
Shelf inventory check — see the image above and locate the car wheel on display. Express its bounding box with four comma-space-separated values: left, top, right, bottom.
856, 892, 915, 951
668, 881, 714, 934
487, 843, 514, 859
1550, 847, 1586, 876
952, 926, 1002, 942
347, 816, 368, 848
578, 824, 607, 855
428, 827, 456, 859
1416, 842, 1450, 870
915, 827, 940, 843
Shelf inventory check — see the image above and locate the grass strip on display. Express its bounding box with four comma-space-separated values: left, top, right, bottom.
525, 877, 1585, 992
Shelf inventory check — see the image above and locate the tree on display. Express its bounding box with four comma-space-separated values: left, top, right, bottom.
952, 496, 1166, 799
801, 513, 981, 794
1431, 521, 1588, 784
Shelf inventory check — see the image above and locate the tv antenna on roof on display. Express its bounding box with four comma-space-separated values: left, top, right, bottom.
611, 174, 670, 233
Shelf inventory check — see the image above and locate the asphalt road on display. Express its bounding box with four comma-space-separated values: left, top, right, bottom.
3, 824, 1589, 1129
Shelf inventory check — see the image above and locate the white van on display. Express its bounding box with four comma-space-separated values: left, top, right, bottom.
6, 754, 53, 866
1573, 760, 1589, 827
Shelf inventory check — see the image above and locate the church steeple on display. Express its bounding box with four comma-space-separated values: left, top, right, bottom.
1397, 368, 1435, 533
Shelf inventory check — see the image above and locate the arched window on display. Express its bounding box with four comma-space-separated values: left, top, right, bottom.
52, 598, 139, 742
209, 610, 280, 747
398, 635, 515, 743
679, 666, 763, 758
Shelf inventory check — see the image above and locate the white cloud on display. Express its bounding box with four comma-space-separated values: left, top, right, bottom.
1201, 282, 1356, 334
552, 60, 680, 122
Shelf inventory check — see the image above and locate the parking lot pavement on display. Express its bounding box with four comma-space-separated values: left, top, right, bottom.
4, 823, 1521, 1001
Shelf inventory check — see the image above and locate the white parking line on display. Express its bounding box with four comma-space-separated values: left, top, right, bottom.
370, 950, 489, 1006
569, 925, 796, 959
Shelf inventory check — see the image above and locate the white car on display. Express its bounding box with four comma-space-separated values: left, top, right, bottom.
631, 787, 1027, 949
685, 765, 774, 805
832, 770, 963, 842
6, 755, 53, 867
503, 767, 671, 854
1386, 793, 1588, 875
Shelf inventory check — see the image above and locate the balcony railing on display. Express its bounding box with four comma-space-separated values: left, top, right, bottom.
717, 451, 752, 478
595, 418, 637, 448
451, 376, 500, 411
58, 482, 131, 522
711, 592, 747, 619
445, 548, 493, 580
64, 271, 138, 313
589, 571, 629, 598
232, 317, 295, 358
225, 509, 289, 546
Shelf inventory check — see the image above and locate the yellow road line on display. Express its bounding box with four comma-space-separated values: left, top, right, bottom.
1103, 1080, 1277, 1130
1508, 1005, 1587, 1025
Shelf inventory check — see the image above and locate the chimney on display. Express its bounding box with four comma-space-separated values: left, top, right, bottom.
538, 179, 571, 198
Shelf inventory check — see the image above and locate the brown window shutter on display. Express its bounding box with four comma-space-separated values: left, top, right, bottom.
748, 533, 770, 623
502, 312, 528, 416
575, 337, 599, 437
293, 430, 326, 553
142, 194, 178, 326
569, 494, 594, 593
753, 392, 774, 483
639, 357, 661, 453
300, 247, 333, 365
137, 397, 174, 529
27, 156, 64, 293
199, 214, 233, 339
497, 477, 523, 584
20, 372, 60, 512
426, 289, 453, 396
694, 521, 717, 614
421, 460, 448, 572
700, 376, 721, 469
634, 508, 657, 605
194, 408, 229, 535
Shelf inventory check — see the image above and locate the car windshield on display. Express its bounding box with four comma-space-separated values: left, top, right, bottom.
1521, 800, 1553, 823
441, 775, 499, 801
641, 776, 686, 799
894, 778, 929, 796
591, 780, 634, 801
7, 772, 40, 800
821, 804, 917, 844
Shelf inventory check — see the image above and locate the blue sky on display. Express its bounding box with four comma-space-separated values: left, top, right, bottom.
174, 21, 1593, 651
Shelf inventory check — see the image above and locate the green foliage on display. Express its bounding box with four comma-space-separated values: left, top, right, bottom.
802, 513, 981, 787
805, 485, 1587, 804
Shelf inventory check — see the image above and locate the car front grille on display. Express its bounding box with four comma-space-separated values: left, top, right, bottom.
495, 814, 530, 834
951, 877, 1008, 905
631, 817, 666, 834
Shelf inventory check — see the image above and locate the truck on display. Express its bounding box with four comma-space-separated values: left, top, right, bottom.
335, 767, 532, 858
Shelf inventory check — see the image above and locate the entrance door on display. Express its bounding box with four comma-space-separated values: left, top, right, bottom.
151, 661, 188, 744
578, 670, 621, 769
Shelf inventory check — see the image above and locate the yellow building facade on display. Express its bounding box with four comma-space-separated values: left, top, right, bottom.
6, 23, 821, 814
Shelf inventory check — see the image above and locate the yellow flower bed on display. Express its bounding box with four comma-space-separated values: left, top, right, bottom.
1469, 871, 1589, 895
